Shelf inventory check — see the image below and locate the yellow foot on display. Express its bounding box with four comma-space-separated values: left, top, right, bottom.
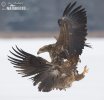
83, 66, 89, 75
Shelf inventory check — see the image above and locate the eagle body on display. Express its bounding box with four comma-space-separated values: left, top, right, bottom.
37, 44, 66, 65
8, 1, 90, 92
8, 46, 85, 92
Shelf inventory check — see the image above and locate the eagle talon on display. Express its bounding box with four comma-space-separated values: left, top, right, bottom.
83, 66, 89, 75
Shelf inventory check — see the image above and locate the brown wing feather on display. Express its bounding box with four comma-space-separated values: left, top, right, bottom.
57, 1, 88, 60
8, 46, 48, 77
57, 2, 77, 45
8, 46, 59, 92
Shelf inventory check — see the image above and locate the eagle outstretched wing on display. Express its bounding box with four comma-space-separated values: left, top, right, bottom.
8, 46, 59, 92
8, 2, 90, 92
57, 1, 89, 59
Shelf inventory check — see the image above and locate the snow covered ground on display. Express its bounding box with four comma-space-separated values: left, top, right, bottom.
0, 38, 104, 100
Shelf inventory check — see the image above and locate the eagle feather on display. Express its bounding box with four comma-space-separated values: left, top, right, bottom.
8, 1, 89, 92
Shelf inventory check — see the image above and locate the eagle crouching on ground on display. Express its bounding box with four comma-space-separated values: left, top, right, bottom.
8, 1, 89, 92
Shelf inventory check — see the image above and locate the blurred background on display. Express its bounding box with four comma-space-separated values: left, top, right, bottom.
0, 0, 104, 38
0, 0, 104, 100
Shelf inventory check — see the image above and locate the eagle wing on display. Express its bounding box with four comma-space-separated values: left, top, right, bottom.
57, 1, 88, 59
8, 46, 59, 92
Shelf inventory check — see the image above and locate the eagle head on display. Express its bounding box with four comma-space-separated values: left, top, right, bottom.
37, 45, 52, 55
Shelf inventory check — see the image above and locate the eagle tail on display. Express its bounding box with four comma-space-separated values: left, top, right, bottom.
31, 72, 58, 92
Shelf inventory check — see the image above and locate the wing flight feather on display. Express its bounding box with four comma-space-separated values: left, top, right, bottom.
57, 1, 88, 59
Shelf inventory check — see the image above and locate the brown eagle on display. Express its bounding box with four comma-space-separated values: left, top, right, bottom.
37, 1, 91, 65
8, 1, 90, 92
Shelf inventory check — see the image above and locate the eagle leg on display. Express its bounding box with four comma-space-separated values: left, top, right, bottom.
63, 49, 70, 59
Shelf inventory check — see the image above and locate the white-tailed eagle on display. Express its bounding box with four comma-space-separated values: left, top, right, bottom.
8, 1, 90, 92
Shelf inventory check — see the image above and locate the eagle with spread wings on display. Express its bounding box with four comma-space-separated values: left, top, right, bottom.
8, 1, 90, 92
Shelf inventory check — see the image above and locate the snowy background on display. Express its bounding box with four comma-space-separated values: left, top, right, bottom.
0, 0, 104, 99
0, 38, 104, 100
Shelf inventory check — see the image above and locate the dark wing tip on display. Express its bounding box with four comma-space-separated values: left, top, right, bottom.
85, 43, 92, 48
63, 1, 77, 16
